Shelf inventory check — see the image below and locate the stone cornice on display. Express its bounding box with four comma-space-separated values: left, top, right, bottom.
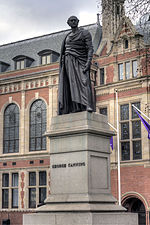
95, 75, 149, 92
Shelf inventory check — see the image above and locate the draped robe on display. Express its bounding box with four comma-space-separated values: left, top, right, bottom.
58, 28, 94, 115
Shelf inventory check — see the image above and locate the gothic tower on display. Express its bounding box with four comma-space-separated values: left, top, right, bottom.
102, 0, 125, 45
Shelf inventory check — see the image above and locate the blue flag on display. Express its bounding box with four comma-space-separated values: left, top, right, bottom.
134, 109, 150, 139
110, 136, 113, 150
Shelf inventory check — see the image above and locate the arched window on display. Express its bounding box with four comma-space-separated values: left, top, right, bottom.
125, 39, 129, 49
3, 104, 19, 153
29, 99, 47, 151
123, 197, 146, 225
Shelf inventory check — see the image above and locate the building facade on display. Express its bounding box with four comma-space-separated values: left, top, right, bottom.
0, 2, 149, 225
0, 24, 100, 225
96, 1, 150, 225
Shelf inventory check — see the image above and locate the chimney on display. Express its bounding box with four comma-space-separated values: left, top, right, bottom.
97, 13, 100, 26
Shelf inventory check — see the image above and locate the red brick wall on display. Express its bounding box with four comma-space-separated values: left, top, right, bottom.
0, 158, 50, 169
25, 87, 49, 107
97, 47, 150, 74
97, 50, 141, 66
111, 165, 150, 207
0, 211, 34, 225
0, 92, 21, 111
106, 65, 114, 83
96, 87, 147, 102
0, 64, 58, 80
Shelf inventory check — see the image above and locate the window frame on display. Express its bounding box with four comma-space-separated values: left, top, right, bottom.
39, 171, 47, 204
41, 54, 51, 65
99, 107, 107, 116
2, 173, 9, 209
118, 63, 124, 80
2, 172, 19, 209
13, 55, 34, 70
28, 171, 47, 208
120, 102, 142, 161
29, 99, 47, 152
118, 60, 138, 81
16, 59, 25, 70
3, 103, 20, 154
125, 61, 130, 79
100, 68, 105, 85
11, 173, 19, 208
124, 39, 129, 49
38, 49, 60, 65
132, 60, 138, 78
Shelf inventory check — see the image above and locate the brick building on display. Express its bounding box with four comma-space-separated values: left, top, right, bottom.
95, 1, 150, 225
0, 23, 100, 225
0, 1, 149, 225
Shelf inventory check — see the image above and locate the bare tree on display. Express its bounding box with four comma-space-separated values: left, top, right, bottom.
125, 0, 150, 23
96, 0, 150, 25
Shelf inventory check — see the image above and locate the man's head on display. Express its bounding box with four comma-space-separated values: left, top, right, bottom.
67, 16, 79, 28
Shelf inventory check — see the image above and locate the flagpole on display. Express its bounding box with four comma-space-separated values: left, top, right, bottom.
132, 105, 150, 121
108, 122, 117, 132
132, 104, 150, 140
116, 89, 121, 206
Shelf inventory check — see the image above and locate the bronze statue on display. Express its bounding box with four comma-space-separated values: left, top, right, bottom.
58, 16, 94, 115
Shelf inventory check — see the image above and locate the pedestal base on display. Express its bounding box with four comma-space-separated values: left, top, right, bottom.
23, 212, 138, 225
23, 112, 138, 225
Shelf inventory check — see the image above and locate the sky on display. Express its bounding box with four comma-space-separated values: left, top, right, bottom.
0, 0, 99, 45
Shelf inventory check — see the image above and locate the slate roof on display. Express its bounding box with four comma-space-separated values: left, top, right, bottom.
0, 23, 102, 72
0, 18, 149, 75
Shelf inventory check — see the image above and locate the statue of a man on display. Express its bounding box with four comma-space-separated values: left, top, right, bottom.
58, 16, 94, 115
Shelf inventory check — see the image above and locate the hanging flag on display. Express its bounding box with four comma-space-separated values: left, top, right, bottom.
110, 136, 113, 150
134, 109, 150, 139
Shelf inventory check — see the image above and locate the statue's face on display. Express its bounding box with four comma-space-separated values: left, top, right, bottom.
67, 16, 79, 28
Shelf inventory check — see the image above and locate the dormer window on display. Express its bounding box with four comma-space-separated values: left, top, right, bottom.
16, 59, 24, 70
38, 50, 60, 65
13, 55, 34, 70
0, 61, 10, 72
42, 54, 50, 65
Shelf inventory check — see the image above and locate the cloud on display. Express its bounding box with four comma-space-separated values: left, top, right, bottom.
0, 0, 98, 45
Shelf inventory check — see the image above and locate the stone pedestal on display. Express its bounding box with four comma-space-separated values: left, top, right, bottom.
23, 112, 138, 225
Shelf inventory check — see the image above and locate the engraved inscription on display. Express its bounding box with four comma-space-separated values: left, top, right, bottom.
52, 162, 85, 169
